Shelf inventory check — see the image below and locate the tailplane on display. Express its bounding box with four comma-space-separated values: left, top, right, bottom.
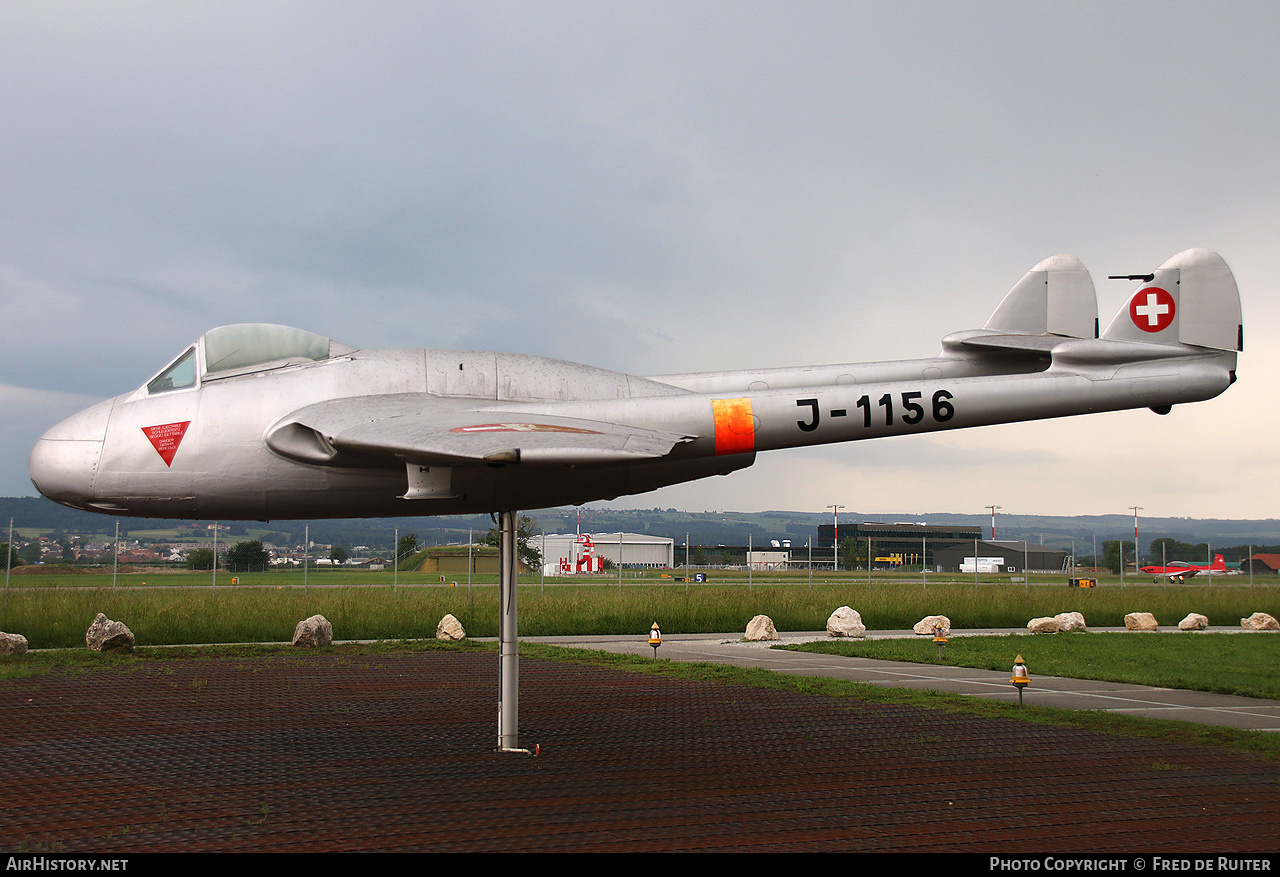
942, 253, 1098, 356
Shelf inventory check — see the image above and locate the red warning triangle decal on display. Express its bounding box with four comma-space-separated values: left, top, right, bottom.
141, 421, 191, 467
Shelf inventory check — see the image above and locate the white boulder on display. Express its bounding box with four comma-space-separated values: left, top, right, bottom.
436, 613, 467, 641
1027, 617, 1063, 634
1124, 612, 1159, 631
1241, 612, 1279, 631
0, 631, 28, 655
1179, 613, 1209, 631
744, 615, 778, 641
826, 606, 866, 638
1054, 612, 1087, 632
292, 614, 333, 647
85, 613, 135, 652
913, 615, 951, 636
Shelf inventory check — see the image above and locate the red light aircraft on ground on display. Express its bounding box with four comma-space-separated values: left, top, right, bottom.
1141, 554, 1227, 583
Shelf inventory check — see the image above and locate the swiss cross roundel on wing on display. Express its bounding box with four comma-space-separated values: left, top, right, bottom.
1129, 287, 1176, 333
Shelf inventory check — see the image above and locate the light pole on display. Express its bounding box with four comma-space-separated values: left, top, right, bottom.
1129, 505, 1143, 570
827, 504, 844, 572
5, 517, 12, 595
986, 504, 1002, 540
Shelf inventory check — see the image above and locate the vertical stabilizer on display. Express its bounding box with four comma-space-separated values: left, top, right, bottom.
1102, 249, 1242, 351
984, 254, 1097, 338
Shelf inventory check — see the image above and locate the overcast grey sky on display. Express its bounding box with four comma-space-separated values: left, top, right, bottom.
3, 1, 1276, 520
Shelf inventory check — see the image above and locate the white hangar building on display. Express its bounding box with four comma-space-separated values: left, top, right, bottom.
540, 532, 675, 572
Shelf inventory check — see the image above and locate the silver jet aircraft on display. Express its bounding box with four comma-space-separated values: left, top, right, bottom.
30, 248, 1241, 520
28, 247, 1243, 750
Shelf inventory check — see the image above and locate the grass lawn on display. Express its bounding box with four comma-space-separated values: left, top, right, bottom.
782, 631, 1280, 699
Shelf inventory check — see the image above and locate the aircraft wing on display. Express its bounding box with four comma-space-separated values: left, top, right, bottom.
265, 394, 696, 468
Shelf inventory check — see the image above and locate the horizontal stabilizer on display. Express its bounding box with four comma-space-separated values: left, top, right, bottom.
943, 254, 1098, 357
1101, 249, 1242, 351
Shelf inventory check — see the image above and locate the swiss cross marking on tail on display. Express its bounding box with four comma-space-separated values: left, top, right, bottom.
1129, 287, 1176, 333
142, 421, 191, 466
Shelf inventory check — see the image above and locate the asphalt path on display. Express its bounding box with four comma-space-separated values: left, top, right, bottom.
519, 627, 1280, 732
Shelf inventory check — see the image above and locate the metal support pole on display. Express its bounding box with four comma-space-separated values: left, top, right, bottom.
1130, 506, 1142, 573
497, 510, 526, 753
827, 504, 842, 572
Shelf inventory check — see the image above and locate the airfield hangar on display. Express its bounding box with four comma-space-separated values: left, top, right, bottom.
932, 541, 1071, 574
541, 533, 675, 570
814, 523, 1069, 573
817, 521, 983, 567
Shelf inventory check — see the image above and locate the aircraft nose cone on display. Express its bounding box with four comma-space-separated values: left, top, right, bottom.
29, 398, 113, 508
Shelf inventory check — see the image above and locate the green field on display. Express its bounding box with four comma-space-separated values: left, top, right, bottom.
2, 572, 1277, 648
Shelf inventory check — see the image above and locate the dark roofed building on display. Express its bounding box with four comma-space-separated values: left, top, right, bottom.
1242, 554, 1280, 576
932, 541, 1069, 574
818, 521, 983, 568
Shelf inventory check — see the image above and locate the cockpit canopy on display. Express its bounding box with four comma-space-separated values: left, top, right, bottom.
146, 324, 353, 394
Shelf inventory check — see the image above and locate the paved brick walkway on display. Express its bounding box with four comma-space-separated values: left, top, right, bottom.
4, 651, 1279, 853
